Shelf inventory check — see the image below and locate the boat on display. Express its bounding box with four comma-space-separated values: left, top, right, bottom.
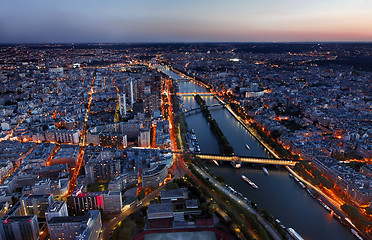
213, 160, 219, 166
298, 181, 306, 189
351, 229, 363, 240
262, 167, 269, 175
245, 144, 250, 150
242, 175, 258, 189
317, 199, 332, 213
333, 213, 342, 223
306, 188, 315, 198
231, 161, 241, 168
287, 228, 304, 240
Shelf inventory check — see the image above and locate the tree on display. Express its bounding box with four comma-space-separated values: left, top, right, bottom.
165, 182, 179, 190
137, 189, 145, 201
341, 204, 372, 229
320, 176, 334, 189
270, 129, 281, 140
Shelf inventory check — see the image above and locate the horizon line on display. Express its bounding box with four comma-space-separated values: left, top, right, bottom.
1, 40, 372, 46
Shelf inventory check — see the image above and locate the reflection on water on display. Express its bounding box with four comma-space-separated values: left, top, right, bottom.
173, 75, 355, 240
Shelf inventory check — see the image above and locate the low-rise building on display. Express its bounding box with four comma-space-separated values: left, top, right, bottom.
48, 210, 102, 240
102, 191, 122, 213
51, 145, 80, 168
108, 172, 138, 192
45, 201, 68, 222
69, 192, 103, 216
142, 164, 168, 188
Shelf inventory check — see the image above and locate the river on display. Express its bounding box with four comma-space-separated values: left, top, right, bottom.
159, 66, 355, 240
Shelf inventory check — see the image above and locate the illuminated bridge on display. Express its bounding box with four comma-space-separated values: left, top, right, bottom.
177, 92, 215, 96
195, 154, 301, 166
183, 104, 225, 116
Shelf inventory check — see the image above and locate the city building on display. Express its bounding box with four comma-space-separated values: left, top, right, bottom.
142, 164, 168, 188
147, 202, 173, 220
138, 128, 151, 148
22, 143, 56, 168
45, 201, 68, 222
99, 132, 127, 148
85, 151, 121, 183
51, 145, 80, 168
102, 191, 123, 213
45, 129, 80, 144
0, 161, 13, 183
69, 192, 103, 216
31, 178, 51, 195
108, 172, 138, 192
48, 210, 102, 240
20, 194, 54, 218
0, 215, 39, 240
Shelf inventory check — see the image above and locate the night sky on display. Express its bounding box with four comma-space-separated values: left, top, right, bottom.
1, 0, 372, 43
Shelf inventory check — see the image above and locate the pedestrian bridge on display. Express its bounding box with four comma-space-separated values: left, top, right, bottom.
195, 154, 301, 166
183, 104, 225, 116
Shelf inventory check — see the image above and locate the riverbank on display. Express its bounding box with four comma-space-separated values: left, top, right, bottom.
160, 64, 356, 240
214, 95, 280, 159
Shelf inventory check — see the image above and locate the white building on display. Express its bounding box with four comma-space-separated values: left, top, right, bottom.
103, 191, 122, 213
138, 128, 151, 148
45, 201, 68, 222
48, 210, 102, 240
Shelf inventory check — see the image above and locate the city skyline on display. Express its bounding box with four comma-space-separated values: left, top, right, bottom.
1, 0, 372, 43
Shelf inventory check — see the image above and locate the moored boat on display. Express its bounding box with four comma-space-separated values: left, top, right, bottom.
242, 175, 258, 189
231, 161, 241, 168
287, 228, 304, 240
351, 229, 363, 240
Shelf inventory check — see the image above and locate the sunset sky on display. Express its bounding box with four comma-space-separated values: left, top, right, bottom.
1, 0, 372, 43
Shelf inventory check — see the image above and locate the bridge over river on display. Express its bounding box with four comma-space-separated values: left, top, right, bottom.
183, 103, 225, 116
195, 153, 303, 166
176, 92, 215, 96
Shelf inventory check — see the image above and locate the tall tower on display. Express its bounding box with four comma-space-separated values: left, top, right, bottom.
118, 93, 123, 116
123, 93, 127, 116
118, 93, 127, 117
130, 79, 134, 107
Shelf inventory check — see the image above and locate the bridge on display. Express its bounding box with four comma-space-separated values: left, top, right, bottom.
195, 154, 301, 166
183, 104, 225, 116
177, 92, 215, 96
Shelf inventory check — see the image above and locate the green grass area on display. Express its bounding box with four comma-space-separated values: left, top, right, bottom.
87, 180, 110, 192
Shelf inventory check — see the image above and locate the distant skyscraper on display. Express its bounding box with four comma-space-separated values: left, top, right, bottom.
130, 79, 134, 107
118, 93, 127, 116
